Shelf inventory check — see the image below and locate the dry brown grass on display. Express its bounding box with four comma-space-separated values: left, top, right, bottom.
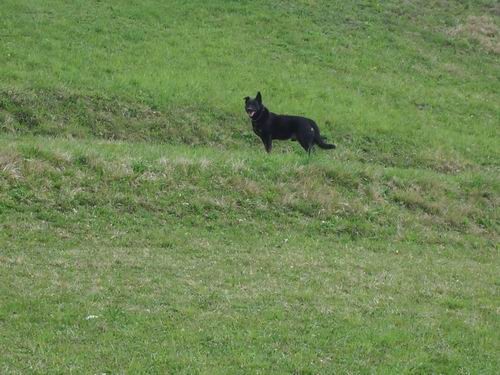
0, 149, 22, 180
448, 15, 500, 54
0, 111, 18, 133
278, 179, 341, 217
227, 176, 262, 197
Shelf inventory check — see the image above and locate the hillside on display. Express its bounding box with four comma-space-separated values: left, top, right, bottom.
1, 1, 499, 373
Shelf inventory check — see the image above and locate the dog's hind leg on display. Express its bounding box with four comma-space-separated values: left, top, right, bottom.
298, 133, 314, 155
303, 125, 316, 155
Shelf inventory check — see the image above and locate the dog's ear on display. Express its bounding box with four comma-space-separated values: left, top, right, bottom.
256, 91, 262, 104
244, 96, 250, 102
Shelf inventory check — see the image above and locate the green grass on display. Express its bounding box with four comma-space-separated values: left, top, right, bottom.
1, 0, 499, 373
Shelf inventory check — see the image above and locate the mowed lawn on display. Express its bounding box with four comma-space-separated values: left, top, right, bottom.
1, 0, 499, 373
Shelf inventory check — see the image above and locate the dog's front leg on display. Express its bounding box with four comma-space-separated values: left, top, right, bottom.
262, 135, 272, 153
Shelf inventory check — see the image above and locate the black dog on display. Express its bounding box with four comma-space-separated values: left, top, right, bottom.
244, 92, 336, 154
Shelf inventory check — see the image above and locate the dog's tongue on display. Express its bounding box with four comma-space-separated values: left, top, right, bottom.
249, 111, 255, 117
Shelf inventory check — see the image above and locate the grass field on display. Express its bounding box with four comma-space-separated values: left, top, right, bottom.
1, 0, 499, 373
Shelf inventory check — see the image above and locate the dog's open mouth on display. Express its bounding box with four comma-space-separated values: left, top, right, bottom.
247, 110, 256, 118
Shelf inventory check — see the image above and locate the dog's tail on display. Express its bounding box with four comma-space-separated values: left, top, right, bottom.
314, 125, 336, 149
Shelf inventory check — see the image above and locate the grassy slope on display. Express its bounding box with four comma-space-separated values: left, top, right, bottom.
1, 0, 499, 373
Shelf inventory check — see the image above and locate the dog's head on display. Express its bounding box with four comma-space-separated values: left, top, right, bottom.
244, 91, 263, 119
